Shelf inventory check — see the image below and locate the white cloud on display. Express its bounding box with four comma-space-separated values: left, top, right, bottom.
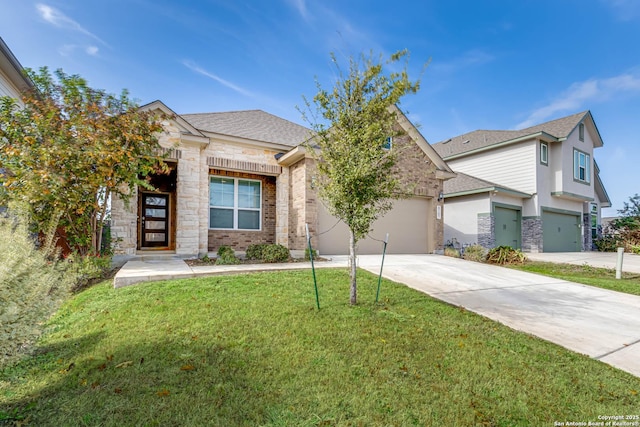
515, 72, 640, 129
286, 0, 310, 21
86, 46, 99, 56
602, 0, 640, 21
36, 3, 108, 46
182, 60, 254, 97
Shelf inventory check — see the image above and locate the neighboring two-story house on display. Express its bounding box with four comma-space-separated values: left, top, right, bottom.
433, 111, 611, 252
0, 37, 32, 101
1, 38, 34, 213
110, 101, 454, 257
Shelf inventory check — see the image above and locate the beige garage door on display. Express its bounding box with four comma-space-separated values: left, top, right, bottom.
317, 198, 431, 255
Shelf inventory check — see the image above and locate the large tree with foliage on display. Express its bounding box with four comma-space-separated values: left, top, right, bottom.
302, 50, 420, 305
0, 67, 166, 255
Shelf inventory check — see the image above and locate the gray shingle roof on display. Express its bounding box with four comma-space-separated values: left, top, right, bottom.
444, 171, 530, 197
181, 110, 313, 147
433, 111, 588, 159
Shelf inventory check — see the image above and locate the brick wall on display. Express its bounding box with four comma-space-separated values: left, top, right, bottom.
207, 169, 276, 251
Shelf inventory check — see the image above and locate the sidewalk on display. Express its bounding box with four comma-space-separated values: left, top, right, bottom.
113, 256, 347, 288
527, 251, 640, 274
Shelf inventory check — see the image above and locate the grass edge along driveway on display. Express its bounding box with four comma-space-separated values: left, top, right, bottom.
1, 269, 639, 426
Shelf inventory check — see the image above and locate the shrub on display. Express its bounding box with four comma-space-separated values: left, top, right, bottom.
66, 252, 113, 291
0, 216, 77, 366
246, 243, 268, 260
594, 234, 620, 252
215, 246, 240, 265
444, 247, 460, 258
463, 244, 487, 262
305, 247, 318, 261
261, 244, 290, 263
486, 246, 527, 265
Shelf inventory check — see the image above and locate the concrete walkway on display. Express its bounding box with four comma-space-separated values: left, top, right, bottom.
527, 251, 640, 274
113, 254, 640, 378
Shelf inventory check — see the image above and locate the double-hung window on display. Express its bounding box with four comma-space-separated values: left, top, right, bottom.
573, 149, 590, 184
209, 176, 261, 230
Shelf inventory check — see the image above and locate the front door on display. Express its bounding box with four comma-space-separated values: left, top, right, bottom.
141, 193, 170, 248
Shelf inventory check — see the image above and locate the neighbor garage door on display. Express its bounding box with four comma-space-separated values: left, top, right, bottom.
494, 206, 521, 249
542, 211, 581, 252
317, 198, 430, 255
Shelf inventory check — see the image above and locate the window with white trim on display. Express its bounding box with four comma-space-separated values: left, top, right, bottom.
382, 136, 392, 150
540, 142, 548, 165
209, 176, 261, 230
573, 149, 590, 184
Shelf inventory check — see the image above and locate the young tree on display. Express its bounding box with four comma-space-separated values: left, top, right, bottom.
0, 67, 166, 255
302, 50, 420, 305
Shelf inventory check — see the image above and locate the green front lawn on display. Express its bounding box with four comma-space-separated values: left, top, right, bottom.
509, 261, 640, 296
2, 269, 638, 426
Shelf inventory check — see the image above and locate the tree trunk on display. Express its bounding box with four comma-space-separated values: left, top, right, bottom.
349, 228, 357, 305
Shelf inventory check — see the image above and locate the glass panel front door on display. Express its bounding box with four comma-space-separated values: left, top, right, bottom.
141, 193, 169, 247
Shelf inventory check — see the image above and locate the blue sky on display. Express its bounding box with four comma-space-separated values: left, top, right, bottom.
1, 0, 639, 215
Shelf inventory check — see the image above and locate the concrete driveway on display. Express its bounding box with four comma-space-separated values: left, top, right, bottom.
348, 254, 640, 377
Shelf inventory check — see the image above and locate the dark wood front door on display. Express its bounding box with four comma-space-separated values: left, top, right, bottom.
141, 193, 170, 248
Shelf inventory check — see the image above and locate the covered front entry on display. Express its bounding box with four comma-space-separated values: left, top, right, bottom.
317, 198, 432, 255
542, 210, 581, 252
494, 205, 521, 249
137, 166, 177, 251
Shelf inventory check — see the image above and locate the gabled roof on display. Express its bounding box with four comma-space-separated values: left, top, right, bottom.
181, 110, 312, 147
392, 105, 455, 179
433, 111, 598, 160
444, 171, 531, 199
139, 100, 206, 138
0, 37, 34, 93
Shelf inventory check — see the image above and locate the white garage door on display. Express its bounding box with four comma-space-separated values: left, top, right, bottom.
317, 198, 431, 255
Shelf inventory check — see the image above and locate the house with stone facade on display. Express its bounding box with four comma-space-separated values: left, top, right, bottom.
433, 111, 611, 252
110, 100, 454, 257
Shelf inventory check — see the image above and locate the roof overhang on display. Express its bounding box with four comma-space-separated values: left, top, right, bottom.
594, 160, 611, 207
201, 130, 294, 151
0, 37, 33, 93
445, 186, 532, 199
444, 131, 558, 161
551, 191, 594, 202
277, 145, 308, 166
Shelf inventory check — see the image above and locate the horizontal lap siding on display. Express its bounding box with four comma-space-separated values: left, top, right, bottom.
207, 169, 276, 251
449, 141, 537, 195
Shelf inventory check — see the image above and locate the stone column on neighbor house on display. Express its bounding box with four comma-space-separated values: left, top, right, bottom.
583, 213, 592, 251
275, 166, 290, 247
477, 213, 495, 249
522, 217, 543, 253
110, 187, 138, 255
175, 145, 201, 257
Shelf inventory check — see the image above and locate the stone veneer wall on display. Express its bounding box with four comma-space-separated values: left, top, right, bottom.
522, 217, 543, 253
175, 144, 203, 256
207, 169, 276, 251
477, 214, 494, 249
583, 213, 592, 251
110, 187, 139, 255
288, 158, 317, 250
